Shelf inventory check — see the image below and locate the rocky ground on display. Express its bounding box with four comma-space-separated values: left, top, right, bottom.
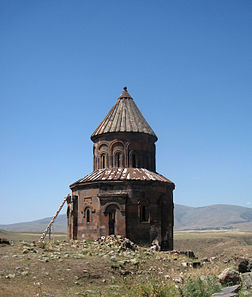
0, 233, 252, 297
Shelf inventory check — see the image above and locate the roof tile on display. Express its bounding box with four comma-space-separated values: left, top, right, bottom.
70, 168, 174, 187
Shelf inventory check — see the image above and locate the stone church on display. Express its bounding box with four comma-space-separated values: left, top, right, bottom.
67, 87, 175, 250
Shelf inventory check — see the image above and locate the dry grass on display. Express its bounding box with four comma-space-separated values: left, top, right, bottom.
0, 229, 67, 241
174, 230, 252, 258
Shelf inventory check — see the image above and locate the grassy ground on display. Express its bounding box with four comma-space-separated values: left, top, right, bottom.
0, 230, 251, 297
0, 229, 67, 241
174, 230, 252, 258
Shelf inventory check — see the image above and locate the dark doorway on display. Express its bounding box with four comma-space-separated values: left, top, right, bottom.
108, 209, 116, 235
105, 204, 120, 236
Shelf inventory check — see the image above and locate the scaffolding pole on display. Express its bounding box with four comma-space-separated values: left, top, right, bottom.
39, 194, 70, 242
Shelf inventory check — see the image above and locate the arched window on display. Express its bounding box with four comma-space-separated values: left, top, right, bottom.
84, 207, 91, 223
101, 154, 106, 169
114, 152, 122, 167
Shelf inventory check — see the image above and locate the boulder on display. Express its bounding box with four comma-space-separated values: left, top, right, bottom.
0, 238, 10, 245
150, 239, 160, 251
192, 261, 202, 268
5, 274, 15, 279
241, 272, 252, 290
218, 268, 241, 286
238, 259, 252, 273
211, 284, 240, 297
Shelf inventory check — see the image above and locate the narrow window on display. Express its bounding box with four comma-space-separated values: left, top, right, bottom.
145, 155, 150, 169
116, 153, 120, 167
101, 154, 106, 168
86, 209, 90, 223
132, 154, 136, 168
114, 152, 121, 167
140, 205, 149, 222
148, 156, 151, 170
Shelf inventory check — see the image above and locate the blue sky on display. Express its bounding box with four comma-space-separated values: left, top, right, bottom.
0, 0, 251, 224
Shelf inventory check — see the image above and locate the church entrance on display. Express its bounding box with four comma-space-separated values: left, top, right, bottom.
105, 204, 120, 235
108, 209, 116, 235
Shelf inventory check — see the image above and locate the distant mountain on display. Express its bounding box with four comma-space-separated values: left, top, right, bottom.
174, 204, 252, 231
0, 214, 67, 233
1, 204, 252, 233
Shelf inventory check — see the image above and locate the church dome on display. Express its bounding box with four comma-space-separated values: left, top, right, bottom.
68, 86, 175, 250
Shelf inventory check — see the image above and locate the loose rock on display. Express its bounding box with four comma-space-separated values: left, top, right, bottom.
241, 272, 252, 289
0, 238, 10, 245
150, 239, 161, 251
218, 268, 241, 286
238, 259, 252, 273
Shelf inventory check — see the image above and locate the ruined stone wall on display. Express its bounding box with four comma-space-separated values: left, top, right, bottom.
69, 181, 174, 250
159, 186, 174, 250
125, 182, 174, 250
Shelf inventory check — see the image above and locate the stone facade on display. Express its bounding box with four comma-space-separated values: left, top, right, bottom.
67, 87, 175, 250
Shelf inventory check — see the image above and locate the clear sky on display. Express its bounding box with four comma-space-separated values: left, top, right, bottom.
0, 0, 251, 224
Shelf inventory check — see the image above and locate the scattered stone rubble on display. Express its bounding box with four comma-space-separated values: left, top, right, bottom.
166, 249, 196, 259
96, 235, 137, 251
213, 258, 252, 297
1, 235, 251, 296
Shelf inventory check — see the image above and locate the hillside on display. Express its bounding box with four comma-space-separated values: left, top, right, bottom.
1, 204, 252, 233
0, 214, 67, 233
174, 204, 252, 231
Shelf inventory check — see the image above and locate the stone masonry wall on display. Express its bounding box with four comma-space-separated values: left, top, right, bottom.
69, 181, 174, 250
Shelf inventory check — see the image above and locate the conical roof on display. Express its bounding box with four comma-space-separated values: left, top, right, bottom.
91, 87, 157, 141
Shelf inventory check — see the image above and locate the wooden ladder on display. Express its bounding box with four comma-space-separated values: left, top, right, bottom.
39, 194, 70, 242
